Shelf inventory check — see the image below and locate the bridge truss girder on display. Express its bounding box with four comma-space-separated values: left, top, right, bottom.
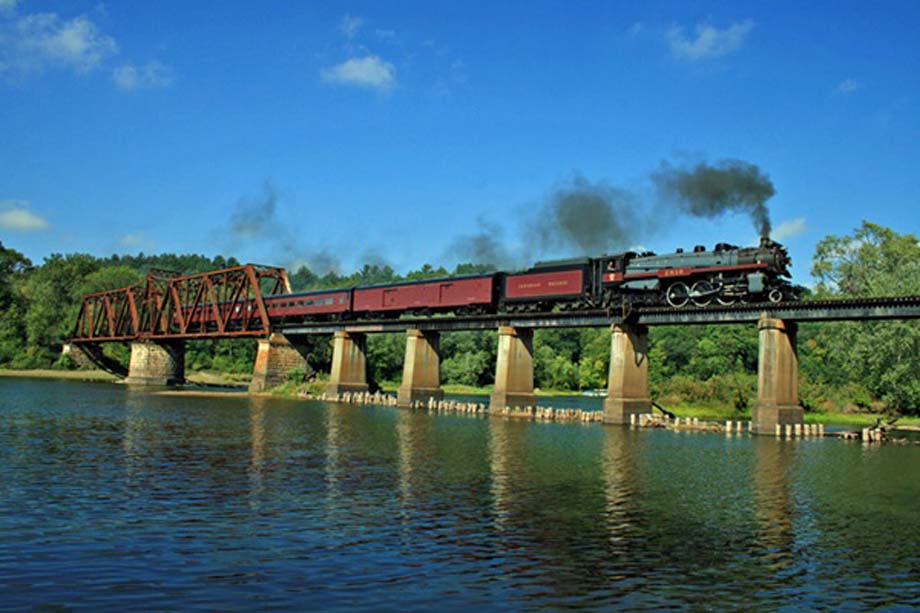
70, 264, 290, 342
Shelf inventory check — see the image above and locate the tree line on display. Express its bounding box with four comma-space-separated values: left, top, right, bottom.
0, 222, 916, 414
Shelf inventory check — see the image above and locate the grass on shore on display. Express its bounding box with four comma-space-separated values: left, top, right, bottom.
651, 402, 920, 428
0, 368, 118, 382
0, 368, 248, 387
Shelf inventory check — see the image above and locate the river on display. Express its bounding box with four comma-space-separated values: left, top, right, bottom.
1, 378, 918, 610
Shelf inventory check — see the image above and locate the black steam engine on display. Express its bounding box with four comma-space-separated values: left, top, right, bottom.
598, 237, 797, 308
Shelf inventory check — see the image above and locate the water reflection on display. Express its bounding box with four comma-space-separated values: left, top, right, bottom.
488, 417, 527, 533
248, 397, 267, 507
324, 402, 346, 514
122, 389, 147, 482
2, 380, 920, 610
751, 436, 795, 571
395, 409, 432, 517
602, 427, 640, 550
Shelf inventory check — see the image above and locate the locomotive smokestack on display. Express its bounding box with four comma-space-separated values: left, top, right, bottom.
653, 159, 774, 238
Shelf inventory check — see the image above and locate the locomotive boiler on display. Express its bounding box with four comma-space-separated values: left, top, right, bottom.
602, 237, 795, 308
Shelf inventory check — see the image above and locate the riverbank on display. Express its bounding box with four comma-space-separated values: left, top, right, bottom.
3, 368, 916, 429
0, 368, 248, 388
0, 368, 118, 382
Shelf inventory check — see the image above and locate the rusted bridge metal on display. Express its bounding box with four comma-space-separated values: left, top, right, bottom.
71, 264, 290, 342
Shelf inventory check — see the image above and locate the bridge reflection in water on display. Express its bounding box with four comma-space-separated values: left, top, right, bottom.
2, 380, 919, 609
111, 392, 892, 606
752, 436, 795, 574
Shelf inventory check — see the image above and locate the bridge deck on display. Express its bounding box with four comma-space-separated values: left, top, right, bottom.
278, 296, 920, 335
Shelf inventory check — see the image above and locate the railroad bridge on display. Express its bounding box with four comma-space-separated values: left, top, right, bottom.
65, 264, 920, 435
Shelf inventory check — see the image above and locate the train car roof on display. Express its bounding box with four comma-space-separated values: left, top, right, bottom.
272, 287, 353, 299
354, 272, 497, 290
273, 273, 498, 297
526, 257, 591, 271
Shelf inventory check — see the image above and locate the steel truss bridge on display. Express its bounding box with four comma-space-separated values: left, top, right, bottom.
68, 264, 920, 344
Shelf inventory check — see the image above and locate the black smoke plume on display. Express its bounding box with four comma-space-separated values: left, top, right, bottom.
450, 176, 643, 268
446, 217, 515, 269
226, 181, 344, 275
532, 175, 639, 255
230, 182, 278, 237
652, 159, 774, 238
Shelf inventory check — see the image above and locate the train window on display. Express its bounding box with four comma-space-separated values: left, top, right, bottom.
306, 299, 313, 306
297, 300, 304, 306
339, 297, 345, 304
325, 298, 333, 305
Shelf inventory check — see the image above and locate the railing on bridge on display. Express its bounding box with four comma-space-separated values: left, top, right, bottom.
71, 264, 290, 342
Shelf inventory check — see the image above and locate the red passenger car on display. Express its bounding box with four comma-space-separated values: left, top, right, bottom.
265, 289, 351, 320
353, 274, 496, 315
502, 259, 588, 304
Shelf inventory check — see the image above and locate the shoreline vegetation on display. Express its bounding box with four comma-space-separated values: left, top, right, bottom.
4, 368, 917, 429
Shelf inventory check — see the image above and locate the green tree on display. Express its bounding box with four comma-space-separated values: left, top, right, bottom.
441, 330, 496, 386
804, 222, 919, 412
19, 253, 100, 366
0, 242, 32, 365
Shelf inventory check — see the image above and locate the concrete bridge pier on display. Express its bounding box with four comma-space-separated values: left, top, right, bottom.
603, 324, 652, 424
125, 340, 185, 386
397, 329, 444, 407
489, 326, 536, 410
249, 333, 312, 392
325, 331, 369, 395
751, 317, 803, 434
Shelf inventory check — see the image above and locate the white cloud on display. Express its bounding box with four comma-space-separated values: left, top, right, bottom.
321, 55, 395, 90
113, 61, 173, 90
667, 19, 753, 61
834, 78, 862, 95
1, 12, 118, 74
375, 28, 396, 41
772, 217, 806, 241
118, 232, 147, 247
339, 14, 363, 39
627, 22, 645, 37
0, 200, 48, 231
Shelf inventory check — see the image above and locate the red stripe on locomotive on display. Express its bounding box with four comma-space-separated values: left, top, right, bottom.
504, 269, 584, 299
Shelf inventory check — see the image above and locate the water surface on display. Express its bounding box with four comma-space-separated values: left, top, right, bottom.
1, 378, 918, 610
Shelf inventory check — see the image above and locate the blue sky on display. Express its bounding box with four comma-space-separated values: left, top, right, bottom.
1, 0, 918, 283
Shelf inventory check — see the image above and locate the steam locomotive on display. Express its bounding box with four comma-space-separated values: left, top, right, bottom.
260, 238, 798, 322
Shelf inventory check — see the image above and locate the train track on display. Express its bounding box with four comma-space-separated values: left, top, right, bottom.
278, 295, 920, 334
